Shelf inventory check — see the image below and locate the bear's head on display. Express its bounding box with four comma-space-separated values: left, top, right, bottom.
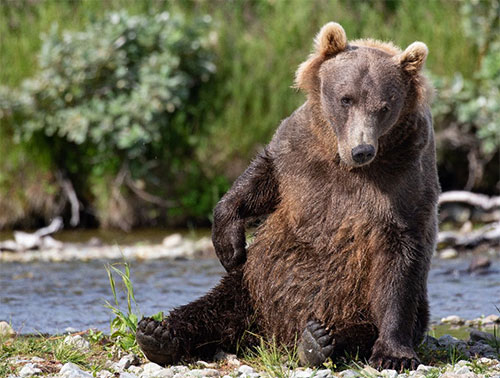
296, 22, 430, 168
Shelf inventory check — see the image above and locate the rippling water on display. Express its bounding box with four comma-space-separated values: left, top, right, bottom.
0, 256, 498, 334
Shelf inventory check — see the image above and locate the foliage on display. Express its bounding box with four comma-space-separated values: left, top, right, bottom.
243, 335, 299, 378
0, 0, 498, 230
105, 261, 163, 353
431, 0, 499, 193
0, 9, 218, 228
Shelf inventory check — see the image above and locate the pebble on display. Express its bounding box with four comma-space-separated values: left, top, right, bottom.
96, 371, 114, 378
0, 321, 15, 337
112, 354, 141, 371
440, 315, 465, 325
339, 369, 358, 378
59, 362, 94, 378
381, 369, 398, 378
187, 369, 220, 377
19, 363, 42, 377
315, 369, 334, 378
440, 248, 458, 259
238, 365, 255, 375
120, 373, 138, 378
63, 334, 90, 351
291, 368, 314, 378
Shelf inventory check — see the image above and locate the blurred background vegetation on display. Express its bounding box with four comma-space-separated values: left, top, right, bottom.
0, 0, 498, 231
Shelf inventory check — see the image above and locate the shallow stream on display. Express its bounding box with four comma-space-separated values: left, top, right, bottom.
0, 233, 499, 334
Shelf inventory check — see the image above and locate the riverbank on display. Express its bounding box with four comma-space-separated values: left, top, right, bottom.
2, 325, 500, 378
0, 233, 215, 263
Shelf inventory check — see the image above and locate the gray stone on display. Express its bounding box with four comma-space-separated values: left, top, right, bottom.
438, 334, 460, 346
114, 354, 141, 371
196, 361, 218, 369
63, 335, 90, 351
238, 365, 254, 375
468, 341, 497, 358
170, 366, 190, 375
188, 368, 220, 377
139, 363, 174, 378
470, 329, 500, 344
128, 366, 143, 375
19, 364, 42, 377
59, 362, 94, 378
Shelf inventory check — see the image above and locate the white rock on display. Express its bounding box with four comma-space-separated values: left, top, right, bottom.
339, 370, 358, 378
453, 366, 471, 374
440, 248, 458, 259
238, 365, 255, 375
171, 366, 190, 374
113, 354, 140, 371
291, 368, 314, 378
381, 369, 398, 378
63, 335, 90, 351
196, 361, 218, 369
440, 315, 464, 325
416, 364, 433, 373
483, 314, 500, 324
120, 373, 138, 378
362, 365, 380, 376
188, 369, 220, 377
96, 371, 114, 378
128, 366, 143, 375
19, 363, 42, 377
315, 369, 333, 378
0, 321, 14, 337
64, 327, 78, 333
59, 362, 93, 378
162, 234, 183, 248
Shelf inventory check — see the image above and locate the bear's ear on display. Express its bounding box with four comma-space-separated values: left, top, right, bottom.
314, 22, 348, 57
295, 22, 347, 92
395, 42, 428, 74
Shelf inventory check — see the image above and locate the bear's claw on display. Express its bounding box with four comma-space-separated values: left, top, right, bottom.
136, 317, 182, 366
297, 320, 334, 366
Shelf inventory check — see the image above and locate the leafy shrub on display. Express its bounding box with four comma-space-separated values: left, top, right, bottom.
432, 0, 499, 193
0, 10, 219, 228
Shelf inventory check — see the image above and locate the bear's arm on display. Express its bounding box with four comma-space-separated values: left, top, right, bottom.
212, 149, 280, 271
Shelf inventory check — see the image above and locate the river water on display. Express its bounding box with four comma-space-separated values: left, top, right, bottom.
0, 253, 499, 334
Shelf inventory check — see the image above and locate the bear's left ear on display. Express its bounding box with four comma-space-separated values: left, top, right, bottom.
394, 42, 428, 74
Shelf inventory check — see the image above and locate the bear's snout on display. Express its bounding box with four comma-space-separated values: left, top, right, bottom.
351, 144, 375, 165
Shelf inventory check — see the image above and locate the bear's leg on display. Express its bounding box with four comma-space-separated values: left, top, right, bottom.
297, 320, 334, 366
413, 296, 430, 346
136, 268, 255, 365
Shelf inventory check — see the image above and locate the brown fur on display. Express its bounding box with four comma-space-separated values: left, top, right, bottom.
137, 22, 440, 370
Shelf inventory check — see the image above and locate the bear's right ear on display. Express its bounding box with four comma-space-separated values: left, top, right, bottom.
295, 22, 348, 92
314, 22, 348, 58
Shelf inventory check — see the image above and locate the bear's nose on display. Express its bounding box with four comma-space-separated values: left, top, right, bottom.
351, 144, 375, 164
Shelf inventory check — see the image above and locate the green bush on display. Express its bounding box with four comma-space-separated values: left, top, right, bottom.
0, 10, 220, 228
432, 0, 499, 193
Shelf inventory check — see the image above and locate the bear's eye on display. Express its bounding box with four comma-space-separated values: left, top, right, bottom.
381, 105, 390, 113
341, 97, 352, 106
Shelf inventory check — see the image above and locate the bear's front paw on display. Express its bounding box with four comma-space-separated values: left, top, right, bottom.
136, 317, 182, 366
369, 341, 420, 372
297, 320, 334, 366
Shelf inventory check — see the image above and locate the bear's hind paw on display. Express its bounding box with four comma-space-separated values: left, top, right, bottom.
136, 317, 182, 366
297, 320, 334, 366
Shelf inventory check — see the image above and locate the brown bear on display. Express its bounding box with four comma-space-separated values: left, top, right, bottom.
136, 22, 439, 371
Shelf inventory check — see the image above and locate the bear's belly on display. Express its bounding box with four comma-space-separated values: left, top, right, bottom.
243, 218, 381, 345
